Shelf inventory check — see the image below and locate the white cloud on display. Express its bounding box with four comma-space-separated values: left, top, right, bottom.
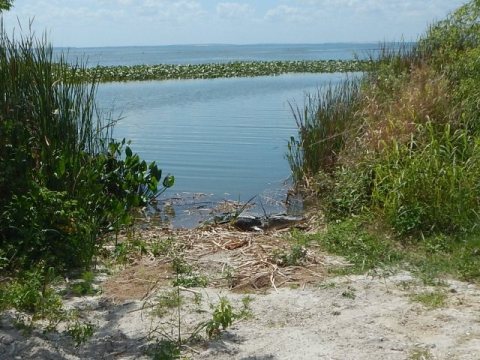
293, 0, 464, 17
138, 0, 206, 22
2, 0, 468, 46
216, 2, 254, 19
265, 5, 314, 23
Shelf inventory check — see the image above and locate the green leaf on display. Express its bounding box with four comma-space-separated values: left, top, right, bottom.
163, 175, 175, 188
57, 157, 66, 176
125, 146, 133, 158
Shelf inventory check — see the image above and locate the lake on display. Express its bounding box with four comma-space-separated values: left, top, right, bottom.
88, 44, 367, 226
58, 43, 382, 67
96, 72, 358, 226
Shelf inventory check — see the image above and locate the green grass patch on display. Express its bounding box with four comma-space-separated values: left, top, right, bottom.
296, 218, 404, 274
292, 217, 480, 283
408, 232, 480, 284
411, 291, 447, 309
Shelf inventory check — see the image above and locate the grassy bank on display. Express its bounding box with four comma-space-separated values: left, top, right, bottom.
76, 59, 372, 82
288, 0, 480, 280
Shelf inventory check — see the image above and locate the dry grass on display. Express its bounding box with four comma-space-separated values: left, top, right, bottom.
356, 66, 454, 154
101, 218, 345, 301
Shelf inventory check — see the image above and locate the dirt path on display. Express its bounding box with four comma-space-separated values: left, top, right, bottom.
1, 226, 480, 360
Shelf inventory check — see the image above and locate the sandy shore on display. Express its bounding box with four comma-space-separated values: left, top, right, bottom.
1, 226, 479, 360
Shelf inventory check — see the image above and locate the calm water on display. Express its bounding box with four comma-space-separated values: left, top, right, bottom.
96, 73, 357, 213
87, 44, 367, 226
58, 43, 381, 67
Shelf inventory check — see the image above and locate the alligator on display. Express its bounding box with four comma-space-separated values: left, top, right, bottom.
232, 214, 305, 231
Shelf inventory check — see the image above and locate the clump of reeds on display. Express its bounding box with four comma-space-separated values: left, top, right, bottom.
286, 79, 362, 183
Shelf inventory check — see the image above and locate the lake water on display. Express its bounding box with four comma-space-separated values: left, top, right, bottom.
58, 43, 381, 67
88, 44, 367, 226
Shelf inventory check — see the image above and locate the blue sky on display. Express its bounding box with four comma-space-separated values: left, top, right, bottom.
1, 0, 467, 47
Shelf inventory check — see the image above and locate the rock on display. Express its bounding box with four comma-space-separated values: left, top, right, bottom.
1, 334, 15, 345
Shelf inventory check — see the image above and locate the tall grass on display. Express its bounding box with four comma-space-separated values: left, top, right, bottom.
0, 26, 172, 271
288, 0, 480, 236
286, 79, 362, 183
0, 27, 111, 269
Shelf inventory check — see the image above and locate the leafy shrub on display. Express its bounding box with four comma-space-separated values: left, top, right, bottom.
0, 266, 63, 320
205, 297, 236, 339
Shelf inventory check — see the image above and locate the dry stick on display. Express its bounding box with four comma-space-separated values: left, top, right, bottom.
141, 276, 164, 301
270, 273, 278, 292
178, 286, 201, 295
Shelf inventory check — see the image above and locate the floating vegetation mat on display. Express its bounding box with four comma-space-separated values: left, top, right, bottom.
76, 60, 373, 82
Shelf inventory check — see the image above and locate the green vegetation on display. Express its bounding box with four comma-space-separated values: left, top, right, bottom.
68, 271, 97, 296
288, 0, 480, 281
0, 28, 173, 274
0, 24, 174, 339
411, 291, 447, 309
204, 297, 236, 339
0, 0, 13, 12
78, 59, 372, 83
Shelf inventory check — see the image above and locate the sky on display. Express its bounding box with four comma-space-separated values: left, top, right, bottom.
1, 0, 468, 47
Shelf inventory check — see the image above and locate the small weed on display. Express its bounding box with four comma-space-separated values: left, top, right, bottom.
173, 273, 208, 288
70, 271, 97, 296
152, 290, 182, 318
172, 257, 192, 275
411, 291, 447, 309
397, 280, 416, 291
222, 265, 235, 288
147, 339, 181, 360
66, 321, 96, 347
409, 347, 434, 360
205, 297, 236, 339
151, 237, 176, 257
272, 244, 307, 267
171, 257, 208, 288
341, 287, 356, 300
193, 293, 203, 307
318, 281, 336, 289
238, 296, 254, 320
1, 267, 64, 321
113, 243, 129, 264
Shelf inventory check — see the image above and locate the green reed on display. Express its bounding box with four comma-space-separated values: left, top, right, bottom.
286, 79, 362, 183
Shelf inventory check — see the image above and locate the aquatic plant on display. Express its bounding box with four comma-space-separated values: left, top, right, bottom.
76, 59, 373, 83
